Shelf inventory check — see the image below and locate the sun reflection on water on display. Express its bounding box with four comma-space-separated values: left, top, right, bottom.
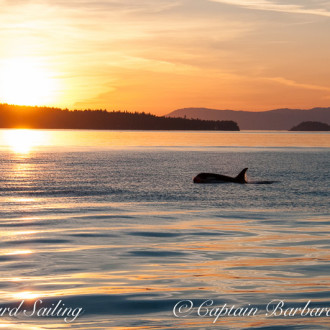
5, 250, 33, 256
12, 291, 41, 300
2, 129, 49, 154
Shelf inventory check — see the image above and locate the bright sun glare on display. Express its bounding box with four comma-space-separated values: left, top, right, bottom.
0, 57, 58, 106
12, 291, 40, 300
3, 129, 49, 154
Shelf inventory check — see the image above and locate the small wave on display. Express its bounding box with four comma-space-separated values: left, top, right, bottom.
128, 250, 187, 258
5, 239, 71, 245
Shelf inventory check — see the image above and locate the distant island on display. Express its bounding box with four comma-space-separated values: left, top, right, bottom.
290, 121, 330, 131
0, 104, 239, 131
166, 107, 330, 130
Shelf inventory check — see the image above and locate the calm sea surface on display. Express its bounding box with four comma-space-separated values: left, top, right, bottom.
0, 130, 329, 329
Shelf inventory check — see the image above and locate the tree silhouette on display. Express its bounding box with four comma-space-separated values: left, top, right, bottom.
0, 103, 239, 131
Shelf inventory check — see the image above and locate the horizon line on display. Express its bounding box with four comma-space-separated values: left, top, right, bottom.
1, 103, 330, 115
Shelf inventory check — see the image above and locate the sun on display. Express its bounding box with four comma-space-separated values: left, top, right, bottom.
0, 57, 58, 106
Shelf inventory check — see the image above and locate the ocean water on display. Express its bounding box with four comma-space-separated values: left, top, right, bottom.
0, 130, 329, 329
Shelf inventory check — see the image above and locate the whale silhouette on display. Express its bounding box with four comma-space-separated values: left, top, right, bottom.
193, 168, 276, 184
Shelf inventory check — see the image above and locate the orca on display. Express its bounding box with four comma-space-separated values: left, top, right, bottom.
193, 168, 276, 184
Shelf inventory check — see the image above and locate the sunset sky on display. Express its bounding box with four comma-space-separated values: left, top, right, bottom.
1, 0, 330, 115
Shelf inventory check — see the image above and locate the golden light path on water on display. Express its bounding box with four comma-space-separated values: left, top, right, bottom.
2, 130, 49, 154
0, 129, 329, 152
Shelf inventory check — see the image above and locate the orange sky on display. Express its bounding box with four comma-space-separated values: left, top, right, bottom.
1, 0, 330, 115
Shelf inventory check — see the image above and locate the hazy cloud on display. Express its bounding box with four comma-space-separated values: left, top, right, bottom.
0, 0, 181, 14
209, 0, 330, 17
266, 76, 330, 93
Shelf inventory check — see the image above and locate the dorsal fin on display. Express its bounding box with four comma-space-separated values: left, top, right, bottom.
235, 168, 248, 183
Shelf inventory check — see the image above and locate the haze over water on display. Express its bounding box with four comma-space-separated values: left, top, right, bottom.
0, 129, 329, 329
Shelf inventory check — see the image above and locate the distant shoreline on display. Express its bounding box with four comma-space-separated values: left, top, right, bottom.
290, 121, 330, 131
167, 107, 330, 130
